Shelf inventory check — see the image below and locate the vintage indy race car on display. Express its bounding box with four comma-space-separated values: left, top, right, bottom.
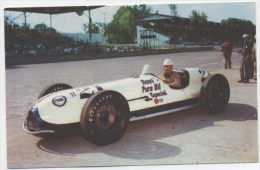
23, 64, 230, 145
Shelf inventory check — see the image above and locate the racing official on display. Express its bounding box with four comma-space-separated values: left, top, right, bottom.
221, 40, 233, 69
159, 59, 182, 88
252, 35, 256, 80
238, 34, 253, 83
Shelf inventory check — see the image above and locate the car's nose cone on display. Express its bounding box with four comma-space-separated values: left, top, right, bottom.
24, 107, 56, 134
26, 107, 42, 131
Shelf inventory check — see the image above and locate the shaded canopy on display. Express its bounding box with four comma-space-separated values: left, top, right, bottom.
5, 6, 103, 15
137, 13, 255, 45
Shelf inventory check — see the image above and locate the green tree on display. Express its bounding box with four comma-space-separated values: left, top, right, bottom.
221, 17, 254, 27
105, 5, 152, 44
96, 22, 106, 33
34, 23, 47, 31
169, 4, 178, 16
83, 23, 100, 33
189, 10, 207, 22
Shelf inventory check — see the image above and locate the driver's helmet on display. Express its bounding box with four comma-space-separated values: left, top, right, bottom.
163, 59, 173, 66
242, 34, 249, 38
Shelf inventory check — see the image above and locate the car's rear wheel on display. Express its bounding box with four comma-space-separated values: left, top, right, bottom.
200, 74, 230, 113
38, 83, 72, 99
80, 90, 129, 145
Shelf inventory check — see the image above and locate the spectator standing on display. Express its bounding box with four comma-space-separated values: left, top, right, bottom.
238, 34, 253, 83
221, 40, 233, 69
252, 35, 257, 80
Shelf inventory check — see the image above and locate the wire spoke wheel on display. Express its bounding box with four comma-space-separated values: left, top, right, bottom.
95, 104, 117, 130
80, 90, 129, 145
201, 74, 230, 113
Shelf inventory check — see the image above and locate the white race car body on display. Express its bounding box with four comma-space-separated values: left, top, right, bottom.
24, 64, 230, 145
27, 67, 209, 127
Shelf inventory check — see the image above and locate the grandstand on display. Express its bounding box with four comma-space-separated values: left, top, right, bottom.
136, 13, 256, 48
4, 6, 104, 58
4, 19, 104, 58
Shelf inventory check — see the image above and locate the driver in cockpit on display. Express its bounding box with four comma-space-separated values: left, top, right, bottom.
159, 59, 182, 88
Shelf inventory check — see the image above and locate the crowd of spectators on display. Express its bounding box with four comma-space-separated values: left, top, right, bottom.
5, 19, 104, 58
5, 21, 145, 58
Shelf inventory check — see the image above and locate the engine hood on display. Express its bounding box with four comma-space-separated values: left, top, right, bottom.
34, 88, 83, 124
33, 76, 148, 124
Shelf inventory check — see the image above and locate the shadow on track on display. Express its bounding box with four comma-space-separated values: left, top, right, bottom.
6, 65, 27, 70
36, 103, 257, 160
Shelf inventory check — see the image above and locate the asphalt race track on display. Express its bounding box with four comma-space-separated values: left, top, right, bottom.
5, 50, 258, 168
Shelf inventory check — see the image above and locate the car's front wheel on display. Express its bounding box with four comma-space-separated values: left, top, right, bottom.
80, 90, 130, 145
38, 83, 72, 99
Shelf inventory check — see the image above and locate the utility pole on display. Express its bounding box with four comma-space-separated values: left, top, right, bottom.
103, 12, 106, 23
23, 11, 27, 27
49, 13, 52, 27
103, 12, 106, 43
88, 9, 92, 44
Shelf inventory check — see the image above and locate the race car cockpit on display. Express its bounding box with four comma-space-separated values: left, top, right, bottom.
140, 64, 190, 89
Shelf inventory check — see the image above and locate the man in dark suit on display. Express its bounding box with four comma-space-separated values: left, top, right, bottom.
238, 34, 253, 83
